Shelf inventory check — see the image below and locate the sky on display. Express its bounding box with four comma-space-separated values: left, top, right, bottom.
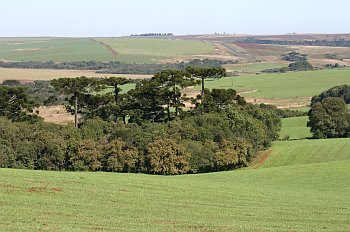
1, 0, 349, 37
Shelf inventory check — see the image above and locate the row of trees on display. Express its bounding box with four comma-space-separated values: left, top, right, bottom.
51, 67, 226, 127
0, 59, 236, 75
0, 102, 280, 174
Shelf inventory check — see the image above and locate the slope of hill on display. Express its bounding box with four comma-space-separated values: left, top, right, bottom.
1, 157, 350, 231
280, 116, 311, 140
262, 138, 350, 169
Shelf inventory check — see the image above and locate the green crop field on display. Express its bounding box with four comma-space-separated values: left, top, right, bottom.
0, 37, 215, 64
280, 116, 311, 140
1, 158, 350, 231
225, 62, 287, 73
0, 38, 114, 62
95, 38, 215, 63
262, 138, 350, 169
202, 68, 350, 99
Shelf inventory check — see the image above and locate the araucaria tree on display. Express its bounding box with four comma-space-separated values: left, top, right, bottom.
153, 69, 197, 120
186, 66, 226, 102
0, 85, 39, 122
51, 76, 96, 128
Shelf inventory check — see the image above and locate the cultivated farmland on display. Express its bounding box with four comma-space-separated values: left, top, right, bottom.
201, 68, 350, 108
0, 37, 215, 64
1, 150, 349, 231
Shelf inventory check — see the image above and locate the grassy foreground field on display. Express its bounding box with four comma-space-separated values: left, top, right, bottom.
1, 160, 350, 231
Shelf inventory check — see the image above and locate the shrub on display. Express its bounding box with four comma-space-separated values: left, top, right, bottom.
103, 139, 139, 173
146, 138, 191, 175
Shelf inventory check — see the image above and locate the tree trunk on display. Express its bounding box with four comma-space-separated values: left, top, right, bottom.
201, 77, 205, 104
173, 81, 178, 116
74, 95, 78, 128
114, 84, 119, 104
167, 102, 171, 121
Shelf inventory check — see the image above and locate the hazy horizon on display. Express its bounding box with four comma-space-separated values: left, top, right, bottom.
1, 0, 350, 37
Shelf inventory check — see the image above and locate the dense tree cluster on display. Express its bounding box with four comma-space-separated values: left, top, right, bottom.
311, 85, 350, 106
0, 85, 40, 122
1, 80, 65, 106
307, 97, 350, 139
0, 67, 282, 174
130, 33, 173, 37
238, 38, 350, 47
0, 59, 237, 75
308, 85, 350, 139
281, 52, 308, 62
287, 61, 313, 71
0, 103, 281, 174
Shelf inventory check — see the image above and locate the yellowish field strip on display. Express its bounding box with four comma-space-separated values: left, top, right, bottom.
0, 68, 151, 81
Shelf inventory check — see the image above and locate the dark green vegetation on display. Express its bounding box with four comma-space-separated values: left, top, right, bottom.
307, 85, 350, 139
308, 97, 350, 139
281, 51, 308, 62
311, 84, 350, 105
0, 85, 39, 122
237, 37, 350, 47
0, 59, 235, 75
0, 67, 282, 174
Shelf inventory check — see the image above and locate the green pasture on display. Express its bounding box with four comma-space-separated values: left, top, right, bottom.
262, 138, 350, 169
225, 62, 287, 73
0, 38, 114, 62
95, 37, 215, 63
202, 68, 350, 99
0, 37, 215, 63
1, 157, 350, 231
280, 116, 311, 140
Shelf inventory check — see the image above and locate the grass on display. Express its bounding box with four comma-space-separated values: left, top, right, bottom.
225, 62, 287, 73
262, 138, 350, 169
95, 37, 215, 63
280, 116, 311, 140
202, 68, 350, 99
1, 159, 350, 231
0, 37, 215, 63
0, 38, 115, 62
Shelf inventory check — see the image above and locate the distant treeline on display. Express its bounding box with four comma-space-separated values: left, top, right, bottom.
238, 38, 350, 47
130, 33, 174, 37
0, 59, 237, 75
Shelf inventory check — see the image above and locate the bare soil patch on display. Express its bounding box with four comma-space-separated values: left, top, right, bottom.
37, 105, 75, 125
27, 187, 63, 193
245, 96, 311, 109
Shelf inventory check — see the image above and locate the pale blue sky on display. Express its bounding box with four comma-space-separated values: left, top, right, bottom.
1, 0, 349, 37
